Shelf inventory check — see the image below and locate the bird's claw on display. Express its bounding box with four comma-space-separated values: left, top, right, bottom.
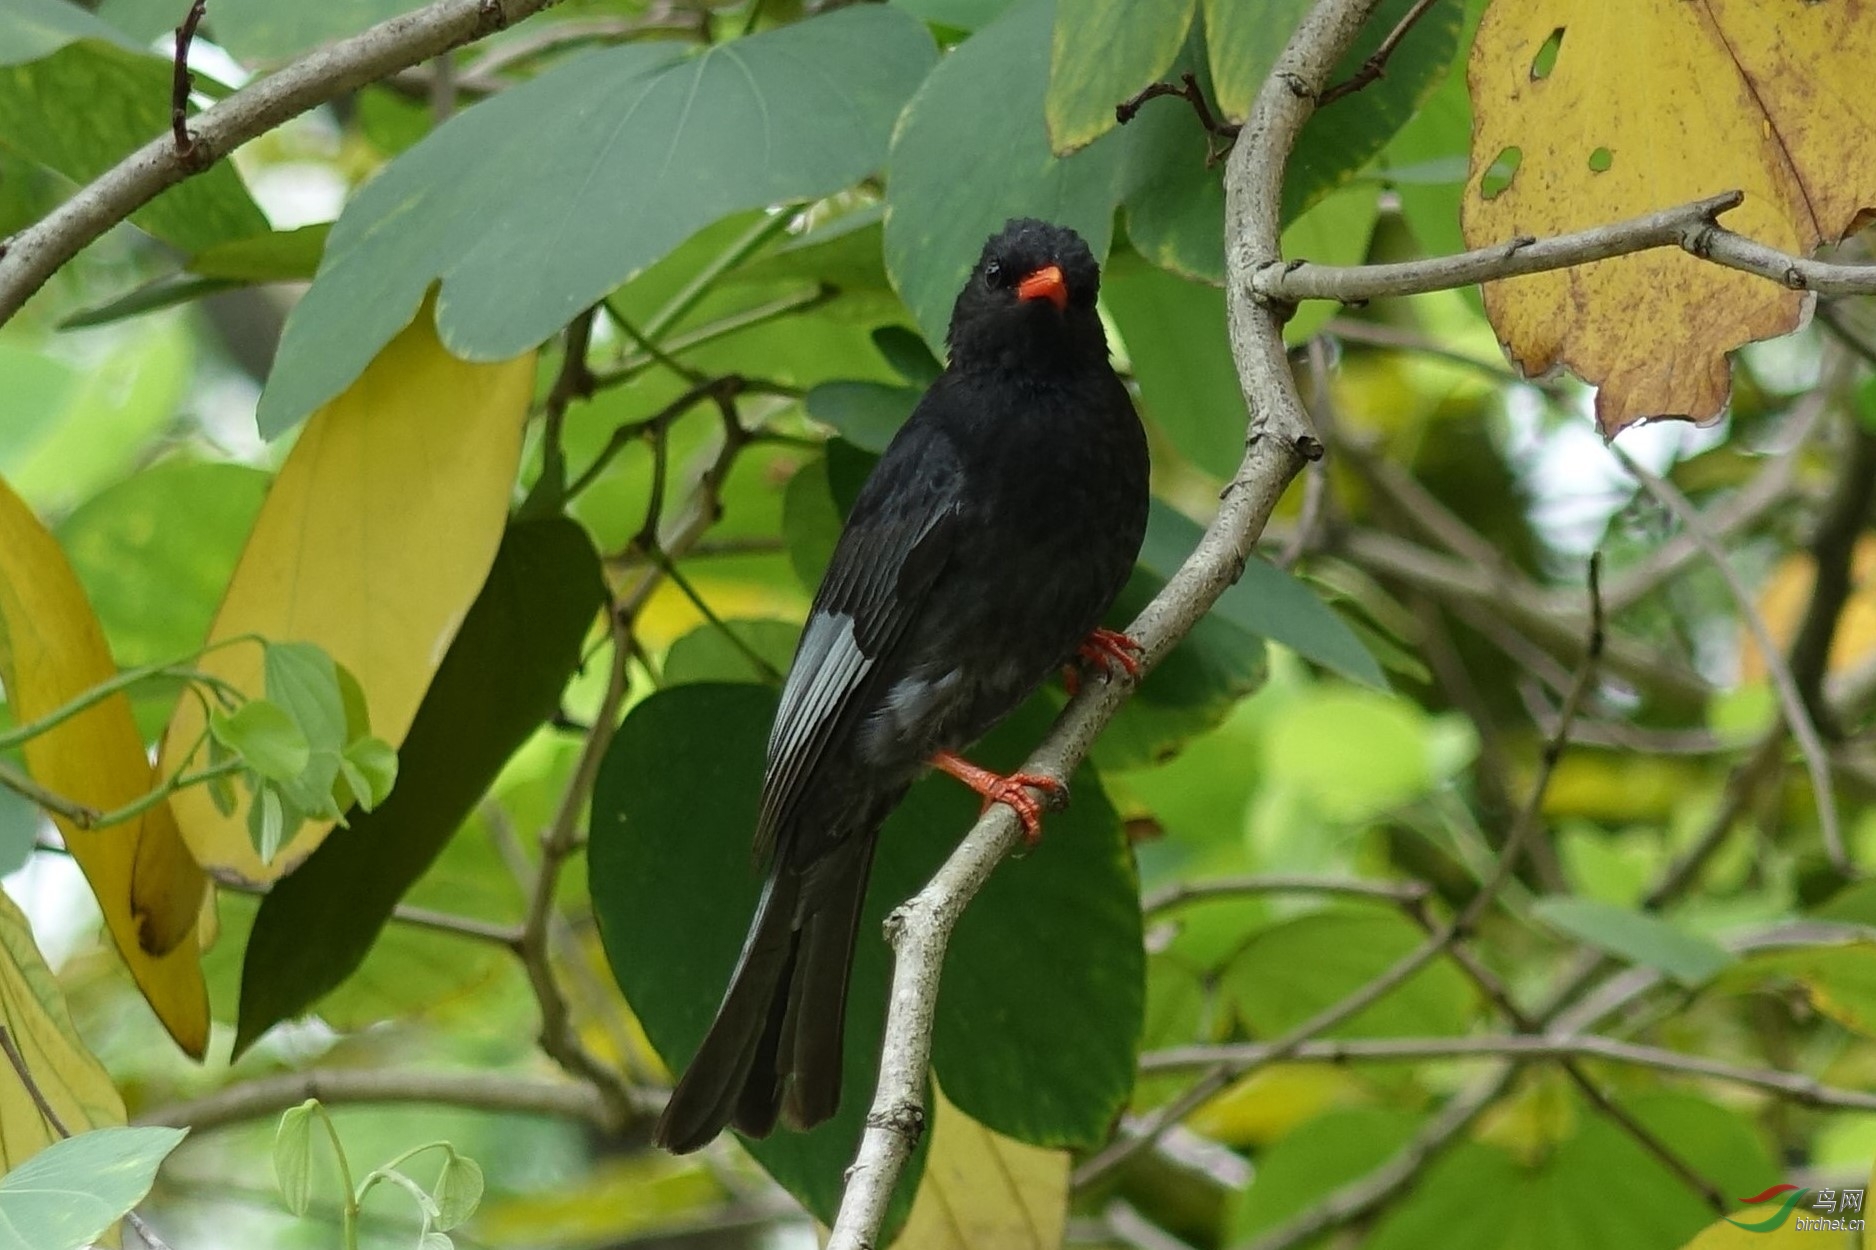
1074, 628, 1144, 687
977, 772, 1067, 848
930, 751, 1067, 848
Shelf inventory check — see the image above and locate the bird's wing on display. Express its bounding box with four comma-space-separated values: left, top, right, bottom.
754, 430, 965, 865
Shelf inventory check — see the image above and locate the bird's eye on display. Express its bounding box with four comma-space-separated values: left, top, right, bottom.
983, 258, 1003, 286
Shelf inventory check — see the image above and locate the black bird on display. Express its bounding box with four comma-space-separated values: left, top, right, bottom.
654, 219, 1150, 1153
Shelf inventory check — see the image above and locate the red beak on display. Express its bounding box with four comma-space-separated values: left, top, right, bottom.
1016, 264, 1068, 311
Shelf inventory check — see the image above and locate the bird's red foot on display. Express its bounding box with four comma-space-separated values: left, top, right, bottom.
930, 750, 1067, 847
1074, 628, 1144, 687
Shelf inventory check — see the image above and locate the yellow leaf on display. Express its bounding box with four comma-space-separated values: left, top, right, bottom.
1742, 537, 1876, 682
1463, 1, 1876, 436
0, 889, 126, 1166
160, 308, 531, 884
1675, 1197, 1842, 1248
891, 1084, 1068, 1250
0, 476, 208, 1057
1185, 1063, 1364, 1146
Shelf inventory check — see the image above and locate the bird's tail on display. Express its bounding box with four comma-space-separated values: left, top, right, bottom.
654, 839, 876, 1153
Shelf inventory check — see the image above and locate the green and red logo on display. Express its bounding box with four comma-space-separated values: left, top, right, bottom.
1728, 1185, 1810, 1233
1728, 1183, 1867, 1233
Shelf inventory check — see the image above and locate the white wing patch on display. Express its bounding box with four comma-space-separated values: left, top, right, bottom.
767, 610, 873, 788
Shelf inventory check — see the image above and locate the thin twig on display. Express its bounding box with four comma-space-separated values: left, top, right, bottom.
1139, 1035, 1876, 1111
135, 1067, 632, 1134
0, 0, 558, 318
1317, 0, 1440, 106
1616, 447, 1848, 874
170, 0, 209, 158
1143, 874, 1430, 915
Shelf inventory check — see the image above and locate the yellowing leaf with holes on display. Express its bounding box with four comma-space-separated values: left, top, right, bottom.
1464, 1, 1876, 436
159, 308, 531, 884
890, 1084, 1068, 1250
0, 475, 208, 1057
0, 889, 126, 1166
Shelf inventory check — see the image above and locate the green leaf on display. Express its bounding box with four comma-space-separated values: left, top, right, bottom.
893, 0, 1015, 30
92, 0, 182, 45
0, 1125, 186, 1250
211, 700, 311, 783
7, 317, 192, 515
431, 1150, 484, 1231
1364, 1094, 1774, 1250
262, 642, 350, 756
663, 620, 798, 687
56, 462, 269, 669
591, 684, 1142, 1223
272, 1101, 316, 1217
1234, 1107, 1423, 1241
870, 326, 942, 386
0, 784, 37, 876
1045, 0, 1194, 153
202, 0, 426, 63
1223, 910, 1477, 1038
58, 275, 240, 330
885, 0, 1133, 349
1261, 687, 1460, 821
333, 662, 372, 743
0, 0, 143, 67
1092, 566, 1267, 771
0, 41, 267, 252
337, 737, 398, 812
1139, 501, 1386, 687
246, 783, 298, 864
1103, 251, 1244, 476
258, 5, 938, 437
804, 381, 919, 454
1730, 940, 1876, 1037
781, 457, 845, 593
1530, 896, 1734, 987
235, 518, 604, 1055
1280, 0, 1466, 222
188, 225, 332, 282
1203, 0, 1313, 123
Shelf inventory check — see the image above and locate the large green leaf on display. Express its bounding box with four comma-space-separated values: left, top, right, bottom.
0, 40, 267, 252
1092, 566, 1267, 771
885, 0, 1132, 349
1222, 910, 1476, 1039
1139, 501, 1386, 688
1366, 1094, 1775, 1250
0, 1126, 186, 1250
1103, 250, 1244, 476
56, 463, 269, 669
1233, 1107, 1424, 1241
204, 0, 426, 64
1279, 0, 1466, 222
591, 683, 1142, 1222
258, 5, 938, 437
1045, 0, 1193, 154
6, 317, 193, 514
1202, 0, 1313, 123
0, 0, 142, 66
234, 518, 604, 1054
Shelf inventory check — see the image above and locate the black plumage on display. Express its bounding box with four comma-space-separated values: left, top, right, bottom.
654, 219, 1150, 1153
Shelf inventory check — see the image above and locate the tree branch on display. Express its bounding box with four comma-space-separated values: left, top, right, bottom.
134, 1067, 634, 1134
1252, 191, 1876, 307
821, 1, 1387, 1242
1140, 1034, 1876, 1112
1615, 447, 1847, 873
0, 0, 566, 325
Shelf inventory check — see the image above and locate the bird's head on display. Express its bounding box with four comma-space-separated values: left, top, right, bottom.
945, 219, 1107, 374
